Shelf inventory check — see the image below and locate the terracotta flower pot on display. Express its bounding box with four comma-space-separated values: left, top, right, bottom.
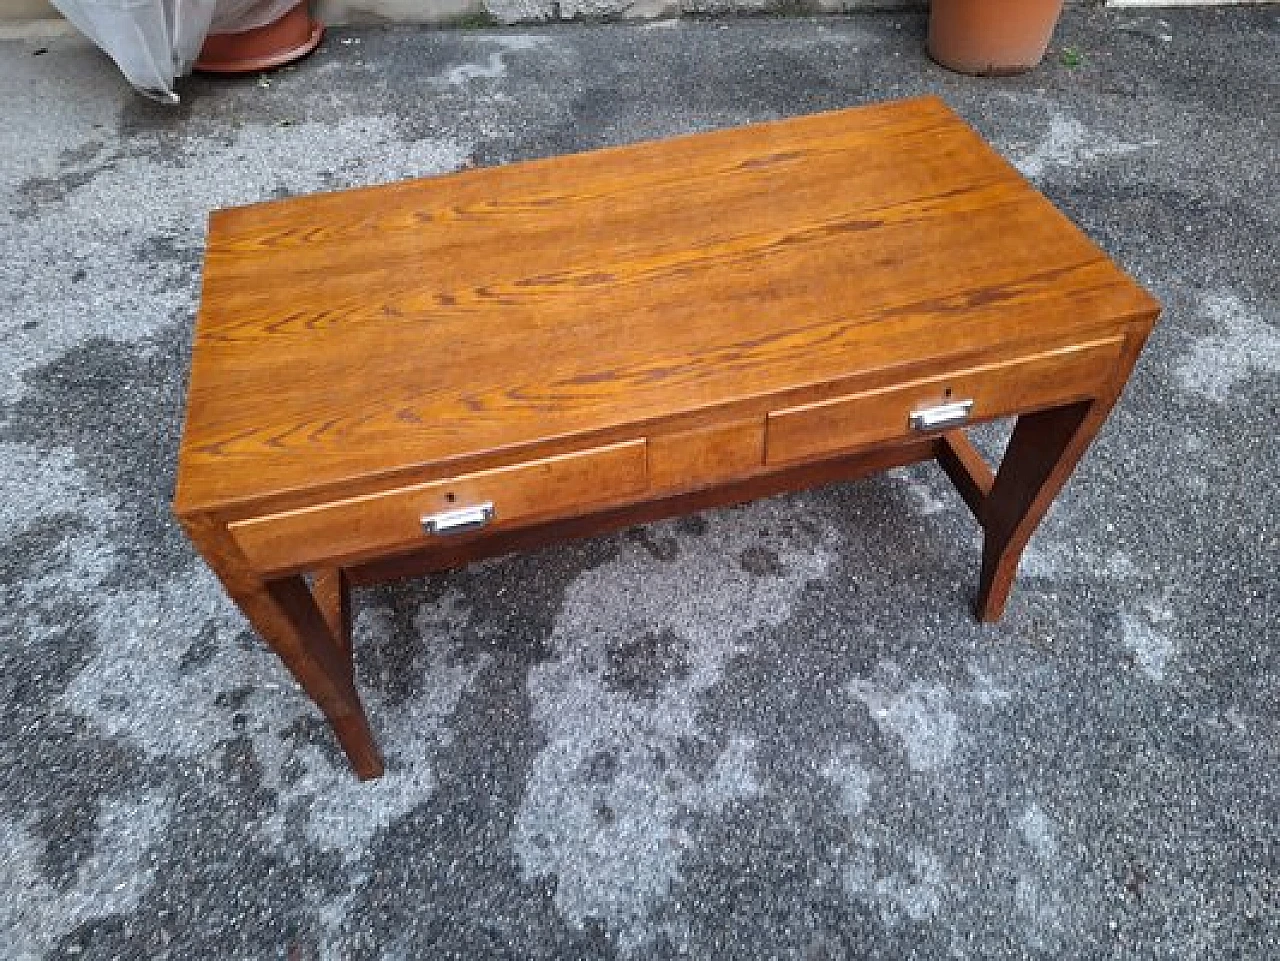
196, 1, 324, 74
927, 0, 1066, 76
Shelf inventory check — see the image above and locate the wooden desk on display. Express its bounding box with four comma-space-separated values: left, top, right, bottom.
175, 96, 1160, 779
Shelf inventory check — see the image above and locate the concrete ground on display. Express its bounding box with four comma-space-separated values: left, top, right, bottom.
1, 8, 1277, 960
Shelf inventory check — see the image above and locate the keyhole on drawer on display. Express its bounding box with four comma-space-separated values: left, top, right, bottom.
943, 387, 953, 399
445, 492, 456, 503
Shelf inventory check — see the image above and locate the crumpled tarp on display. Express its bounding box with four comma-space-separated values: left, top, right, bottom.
50, 0, 299, 103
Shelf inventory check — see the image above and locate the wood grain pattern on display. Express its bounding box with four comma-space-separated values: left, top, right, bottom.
972, 328, 1153, 621
174, 95, 1159, 517
228, 439, 647, 575
345, 438, 942, 588
648, 419, 765, 493
313, 567, 353, 670
174, 96, 1162, 778
975, 400, 1099, 621
765, 337, 1124, 465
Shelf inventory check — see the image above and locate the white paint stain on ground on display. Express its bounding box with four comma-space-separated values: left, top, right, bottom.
441, 35, 549, 85
62, 566, 256, 758
871, 847, 947, 924
272, 595, 486, 863
0, 442, 118, 602
833, 666, 1038, 929
964, 665, 1013, 708
1014, 873, 1060, 948
825, 743, 952, 926
3, 98, 480, 924
52, 557, 486, 957
0, 442, 158, 959
0, 443, 116, 536
2, 429, 483, 941
822, 746, 873, 818
700, 734, 761, 809
888, 465, 951, 516
1012, 802, 1066, 949
1018, 802, 1059, 862
1175, 292, 1280, 402
64, 567, 484, 865
847, 672, 959, 772
1019, 539, 1136, 582
1008, 110, 1156, 180
514, 497, 838, 951
0, 796, 171, 960
1120, 611, 1175, 681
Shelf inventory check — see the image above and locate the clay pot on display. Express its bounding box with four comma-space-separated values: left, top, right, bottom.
196, 1, 324, 74
927, 0, 1066, 76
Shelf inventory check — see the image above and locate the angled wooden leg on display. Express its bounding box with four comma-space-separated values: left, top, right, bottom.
936, 330, 1154, 622
973, 399, 1108, 622
262, 576, 381, 778
182, 518, 384, 779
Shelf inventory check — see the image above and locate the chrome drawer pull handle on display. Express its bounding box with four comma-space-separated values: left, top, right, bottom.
909, 399, 974, 432
422, 502, 494, 535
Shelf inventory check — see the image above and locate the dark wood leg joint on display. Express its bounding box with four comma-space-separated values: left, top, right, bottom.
935, 429, 995, 520
313, 567, 354, 675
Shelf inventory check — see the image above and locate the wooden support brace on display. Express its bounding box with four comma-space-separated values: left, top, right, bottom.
934, 430, 995, 520
313, 568, 354, 675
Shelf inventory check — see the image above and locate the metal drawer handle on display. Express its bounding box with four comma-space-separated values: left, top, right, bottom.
909, 399, 974, 432
422, 502, 494, 536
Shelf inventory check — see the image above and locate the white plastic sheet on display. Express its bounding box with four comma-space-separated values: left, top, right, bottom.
50, 0, 298, 103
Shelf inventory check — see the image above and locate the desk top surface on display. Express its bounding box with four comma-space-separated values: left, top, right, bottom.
176, 95, 1158, 514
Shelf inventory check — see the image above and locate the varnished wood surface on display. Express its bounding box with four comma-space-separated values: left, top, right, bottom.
765, 336, 1123, 465
313, 567, 353, 670
175, 97, 1162, 778
175, 95, 1159, 516
229, 439, 648, 575
647, 419, 765, 494
345, 437, 942, 588
935, 431, 995, 520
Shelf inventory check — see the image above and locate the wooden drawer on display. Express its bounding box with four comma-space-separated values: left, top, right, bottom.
766, 337, 1124, 465
230, 439, 648, 574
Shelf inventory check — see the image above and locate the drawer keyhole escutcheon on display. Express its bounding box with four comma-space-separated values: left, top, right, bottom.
422, 502, 495, 535
909, 399, 974, 432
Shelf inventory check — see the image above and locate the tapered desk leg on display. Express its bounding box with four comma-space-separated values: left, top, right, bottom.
238, 575, 382, 778
974, 399, 1108, 622
263, 575, 381, 778
183, 519, 384, 779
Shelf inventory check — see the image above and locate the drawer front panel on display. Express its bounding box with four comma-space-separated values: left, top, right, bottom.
648, 418, 765, 493
231, 439, 648, 573
766, 338, 1124, 466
